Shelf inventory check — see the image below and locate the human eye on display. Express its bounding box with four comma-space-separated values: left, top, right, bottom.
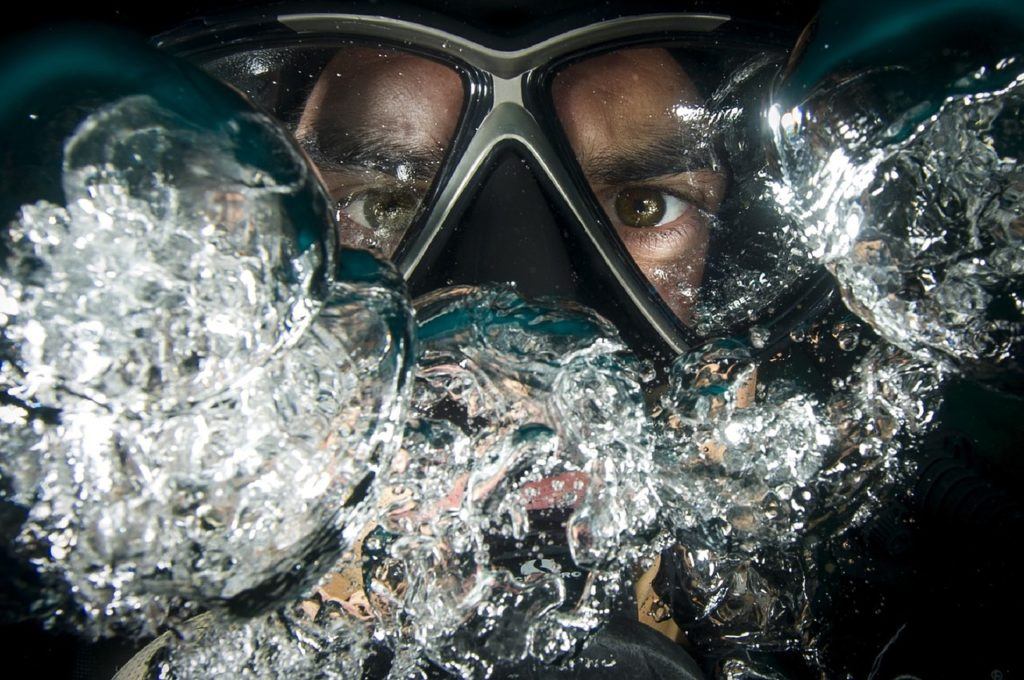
606, 186, 698, 230
596, 169, 724, 234
322, 178, 426, 258
594, 176, 720, 274
338, 186, 421, 234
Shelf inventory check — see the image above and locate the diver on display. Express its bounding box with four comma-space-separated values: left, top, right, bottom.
25, 4, 815, 677
1, 0, 1022, 678
148, 1, 1024, 677
153, 15, 743, 677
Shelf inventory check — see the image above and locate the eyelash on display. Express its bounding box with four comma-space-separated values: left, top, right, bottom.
645, 183, 711, 210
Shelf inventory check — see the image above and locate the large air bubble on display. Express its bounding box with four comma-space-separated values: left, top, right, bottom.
0, 34, 412, 638
143, 286, 665, 678
768, 3, 1024, 386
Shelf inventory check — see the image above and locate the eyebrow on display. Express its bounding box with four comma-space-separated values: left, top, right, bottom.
294, 125, 445, 182
579, 132, 719, 185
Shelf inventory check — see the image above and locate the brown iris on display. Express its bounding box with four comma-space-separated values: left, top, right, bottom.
614, 187, 667, 228
361, 188, 420, 232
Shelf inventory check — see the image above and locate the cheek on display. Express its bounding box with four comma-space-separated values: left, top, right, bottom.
622, 221, 709, 321
619, 215, 709, 267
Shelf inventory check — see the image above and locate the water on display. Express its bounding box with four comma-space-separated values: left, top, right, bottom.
368, 287, 660, 676
648, 338, 946, 671
660, 52, 824, 340
139, 289, 949, 679
146, 608, 368, 680
1, 33, 1019, 680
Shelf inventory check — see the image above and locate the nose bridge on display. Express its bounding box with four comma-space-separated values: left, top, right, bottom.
402, 99, 583, 300
430, 147, 579, 298
396, 85, 567, 279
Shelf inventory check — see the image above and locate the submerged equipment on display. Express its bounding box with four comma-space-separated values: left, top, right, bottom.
157, 6, 834, 364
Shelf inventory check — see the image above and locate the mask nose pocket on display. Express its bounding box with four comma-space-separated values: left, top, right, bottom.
406, 143, 682, 358
406, 148, 578, 299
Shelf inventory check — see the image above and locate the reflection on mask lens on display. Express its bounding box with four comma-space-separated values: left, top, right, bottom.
197, 45, 465, 259
552, 45, 818, 336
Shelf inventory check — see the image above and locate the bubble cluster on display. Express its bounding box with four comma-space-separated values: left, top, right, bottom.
644, 330, 947, 669
140, 607, 369, 680
770, 52, 1024, 384
141, 286, 665, 678
677, 53, 823, 339
370, 286, 661, 677
0, 95, 413, 637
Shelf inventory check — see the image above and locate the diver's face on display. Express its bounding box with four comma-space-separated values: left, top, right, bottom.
553, 49, 725, 322
297, 46, 724, 322
296, 48, 464, 257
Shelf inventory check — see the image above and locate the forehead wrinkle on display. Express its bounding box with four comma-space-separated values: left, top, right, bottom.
298, 47, 463, 150
564, 107, 674, 167
297, 92, 451, 155
300, 122, 446, 159
296, 125, 445, 178
575, 118, 710, 180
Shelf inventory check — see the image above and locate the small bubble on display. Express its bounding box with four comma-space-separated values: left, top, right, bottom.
837, 330, 859, 351
749, 325, 769, 349
638, 360, 657, 383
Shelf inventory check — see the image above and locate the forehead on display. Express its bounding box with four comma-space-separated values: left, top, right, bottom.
297, 46, 700, 127
550, 48, 703, 155
554, 48, 699, 97
552, 48, 701, 114
307, 47, 462, 103
296, 47, 464, 144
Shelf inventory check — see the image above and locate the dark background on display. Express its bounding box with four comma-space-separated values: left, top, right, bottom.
0, 1, 821, 40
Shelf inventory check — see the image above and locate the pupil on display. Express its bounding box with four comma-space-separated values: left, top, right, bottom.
365, 189, 418, 232
615, 188, 666, 227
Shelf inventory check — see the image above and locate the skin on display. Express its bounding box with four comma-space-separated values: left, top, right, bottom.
297, 46, 725, 322
553, 48, 726, 322
295, 47, 464, 256
292, 46, 726, 643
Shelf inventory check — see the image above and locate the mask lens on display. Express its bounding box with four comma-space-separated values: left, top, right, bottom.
196, 44, 465, 259
551, 44, 819, 338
